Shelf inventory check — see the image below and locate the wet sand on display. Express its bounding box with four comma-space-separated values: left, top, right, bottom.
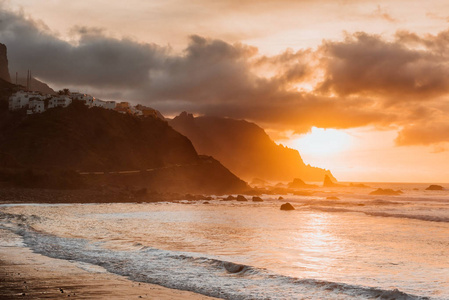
0, 232, 219, 299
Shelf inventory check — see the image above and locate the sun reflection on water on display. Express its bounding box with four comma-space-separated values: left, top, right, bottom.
293, 212, 344, 277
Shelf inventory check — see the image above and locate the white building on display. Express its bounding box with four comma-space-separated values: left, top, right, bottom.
48, 96, 72, 109
92, 99, 116, 109
9, 91, 30, 110
27, 99, 45, 114
9, 91, 47, 111
71, 92, 95, 107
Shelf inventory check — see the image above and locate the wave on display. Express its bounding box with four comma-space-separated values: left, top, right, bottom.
310, 206, 449, 223
0, 214, 433, 300
364, 211, 449, 223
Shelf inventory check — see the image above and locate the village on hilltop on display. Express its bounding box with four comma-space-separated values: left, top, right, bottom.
8, 88, 162, 118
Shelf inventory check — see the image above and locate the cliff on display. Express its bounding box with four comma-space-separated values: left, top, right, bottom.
0, 101, 247, 193
169, 112, 336, 182
0, 78, 20, 113
0, 43, 11, 83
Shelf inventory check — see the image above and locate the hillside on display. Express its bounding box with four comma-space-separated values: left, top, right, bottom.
15, 77, 56, 95
0, 100, 247, 193
0, 78, 19, 106
169, 112, 336, 182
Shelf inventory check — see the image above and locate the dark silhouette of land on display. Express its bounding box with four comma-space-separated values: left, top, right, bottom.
15, 76, 56, 95
170, 112, 336, 182
0, 43, 340, 198
0, 43, 11, 82
0, 96, 247, 194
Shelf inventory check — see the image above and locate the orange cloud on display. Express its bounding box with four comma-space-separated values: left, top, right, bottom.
2, 6, 449, 148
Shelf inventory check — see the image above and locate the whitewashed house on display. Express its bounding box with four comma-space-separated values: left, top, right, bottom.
9, 91, 30, 110
129, 105, 142, 115
48, 96, 72, 109
71, 93, 95, 107
92, 99, 116, 109
27, 99, 45, 114
9, 91, 47, 111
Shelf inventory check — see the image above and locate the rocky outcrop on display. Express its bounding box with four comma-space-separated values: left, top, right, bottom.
425, 185, 443, 191
0, 101, 248, 194
169, 112, 336, 182
236, 195, 247, 201
280, 203, 295, 210
252, 196, 263, 202
369, 188, 403, 196
223, 262, 246, 273
323, 175, 344, 187
0, 43, 11, 82
288, 178, 308, 188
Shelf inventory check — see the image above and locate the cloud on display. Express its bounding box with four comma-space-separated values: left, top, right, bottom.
1, 6, 449, 147
396, 122, 449, 146
371, 5, 397, 23
0, 8, 166, 89
317, 31, 449, 100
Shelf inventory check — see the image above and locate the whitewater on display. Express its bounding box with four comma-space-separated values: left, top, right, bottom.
1, 183, 448, 299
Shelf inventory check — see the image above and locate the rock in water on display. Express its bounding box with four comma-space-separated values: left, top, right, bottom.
236, 195, 247, 201
223, 262, 245, 273
369, 188, 403, 195
288, 178, 307, 188
425, 185, 443, 190
323, 175, 340, 187
280, 203, 295, 210
252, 196, 263, 202
0, 43, 11, 82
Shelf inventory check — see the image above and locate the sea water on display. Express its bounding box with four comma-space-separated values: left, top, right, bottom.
1, 183, 448, 299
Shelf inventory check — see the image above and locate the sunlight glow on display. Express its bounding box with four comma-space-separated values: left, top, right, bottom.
288, 127, 353, 156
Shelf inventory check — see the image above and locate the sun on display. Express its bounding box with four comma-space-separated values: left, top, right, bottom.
287, 127, 352, 156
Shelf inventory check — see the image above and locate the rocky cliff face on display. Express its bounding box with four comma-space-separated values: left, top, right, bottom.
170, 112, 336, 182
0, 102, 247, 193
0, 43, 11, 83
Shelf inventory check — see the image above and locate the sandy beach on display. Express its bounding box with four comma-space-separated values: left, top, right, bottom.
0, 229, 219, 300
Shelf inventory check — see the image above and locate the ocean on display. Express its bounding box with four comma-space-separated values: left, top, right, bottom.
1, 183, 448, 299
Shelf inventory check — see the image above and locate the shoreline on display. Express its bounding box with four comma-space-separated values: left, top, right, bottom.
0, 229, 220, 299
0, 185, 217, 204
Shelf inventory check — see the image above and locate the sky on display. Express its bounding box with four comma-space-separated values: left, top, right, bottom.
1, 0, 449, 182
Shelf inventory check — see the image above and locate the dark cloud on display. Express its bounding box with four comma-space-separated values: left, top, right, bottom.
396, 122, 449, 146
318, 32, 449, 100
0, 9, 165, 88
143, 35, 261, 103
1, 6, 449, 147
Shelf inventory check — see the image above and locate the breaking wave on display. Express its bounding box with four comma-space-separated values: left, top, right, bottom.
310, 206, 449, 223
0, 212, 432, 300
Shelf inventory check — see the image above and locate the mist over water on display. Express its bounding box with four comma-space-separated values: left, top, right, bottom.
1, 183, 448, 299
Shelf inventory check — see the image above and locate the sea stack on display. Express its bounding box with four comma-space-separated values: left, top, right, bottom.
323, 175, 337, 187
425, 185, 443, 191
0, 43, 12, 82
288, 178, 307, 188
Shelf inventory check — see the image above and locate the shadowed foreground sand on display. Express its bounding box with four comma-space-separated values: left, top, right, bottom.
0, 234, 219, 299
